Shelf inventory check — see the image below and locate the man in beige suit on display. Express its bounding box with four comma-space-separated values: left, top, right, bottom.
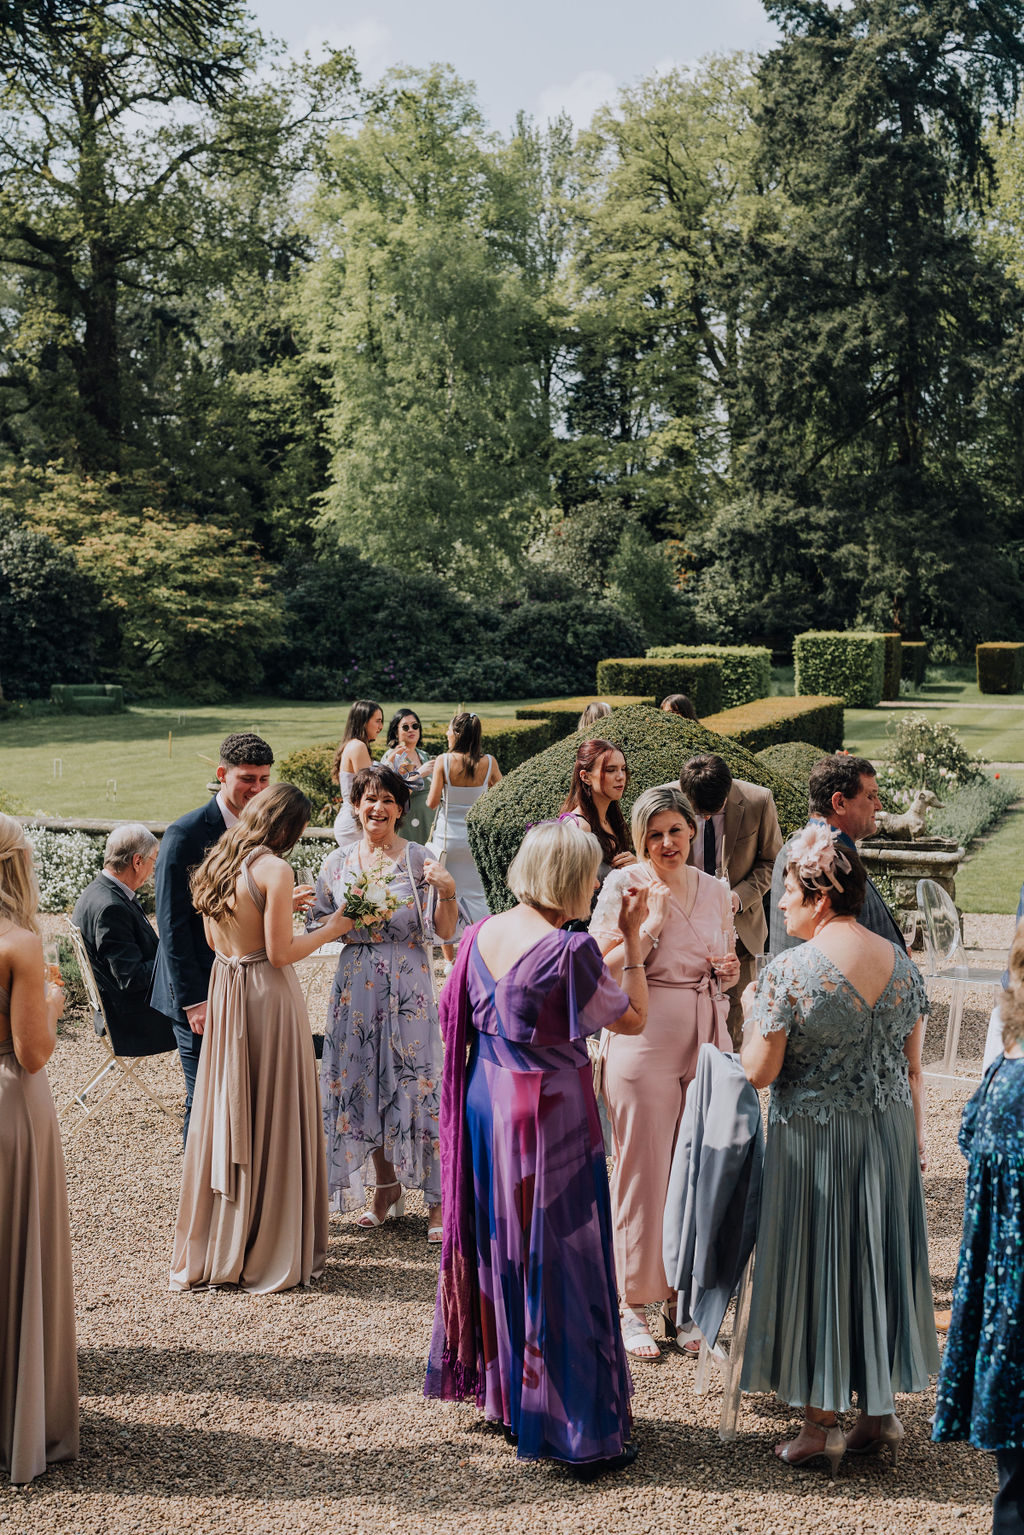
678, 754, 783, 1048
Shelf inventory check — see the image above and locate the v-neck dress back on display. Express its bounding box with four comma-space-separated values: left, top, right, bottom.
740, 941, 939, 1413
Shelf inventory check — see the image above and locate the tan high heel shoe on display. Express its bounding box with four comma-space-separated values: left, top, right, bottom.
845, 1412, 903, 1468
776, 1418, 846, 1479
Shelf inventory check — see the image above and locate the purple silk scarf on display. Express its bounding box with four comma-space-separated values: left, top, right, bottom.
431, 916, 490, 1403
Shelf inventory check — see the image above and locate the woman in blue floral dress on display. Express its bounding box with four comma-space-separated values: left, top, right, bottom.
933, 923, 1024, 1535
310, 765, 458, 1237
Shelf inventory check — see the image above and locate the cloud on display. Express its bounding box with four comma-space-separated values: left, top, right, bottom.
302, 15, 395, 81
534, 69, 618, 130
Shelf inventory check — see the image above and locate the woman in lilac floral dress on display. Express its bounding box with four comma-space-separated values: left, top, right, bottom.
425, 820, 649, 1476
310, 765, 457, 1235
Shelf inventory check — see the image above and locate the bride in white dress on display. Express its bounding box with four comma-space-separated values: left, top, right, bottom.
332, 700, 384, 849
426, 711, 502, 962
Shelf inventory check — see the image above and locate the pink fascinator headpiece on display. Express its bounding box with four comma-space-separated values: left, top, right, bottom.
788, 821, 851, 893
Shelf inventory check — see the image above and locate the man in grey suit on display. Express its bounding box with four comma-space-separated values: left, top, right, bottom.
679, 754, 783, 1048
769, 754, 903, 954
150, 732, 274, 1143
72, 823, 176, 1058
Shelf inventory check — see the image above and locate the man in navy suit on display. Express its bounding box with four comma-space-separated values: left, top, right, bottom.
150, 732, 274, 1143
72, 823, 176, 1058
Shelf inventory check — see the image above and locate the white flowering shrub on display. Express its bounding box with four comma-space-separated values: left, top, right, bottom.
26, 828, 103, 913
881, 713, 987, 799
284, 838, 331, 883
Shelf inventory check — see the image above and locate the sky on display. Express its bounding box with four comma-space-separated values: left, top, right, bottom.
248, 0, 779, 134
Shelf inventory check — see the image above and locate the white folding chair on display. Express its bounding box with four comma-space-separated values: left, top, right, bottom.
692, 1253, 755, 1441
60, 920, 179, 1136
916, 879, 1003, 1091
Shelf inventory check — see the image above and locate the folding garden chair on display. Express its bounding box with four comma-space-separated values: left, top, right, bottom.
916, 878, 1004, 1091
60, 920, 179, 1136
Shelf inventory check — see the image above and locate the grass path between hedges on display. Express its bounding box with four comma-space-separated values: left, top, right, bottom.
955, 799, 1024, 915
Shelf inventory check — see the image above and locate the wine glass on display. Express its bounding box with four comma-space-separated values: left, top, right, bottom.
42, 939, 63, 988
899, 908, 918, 954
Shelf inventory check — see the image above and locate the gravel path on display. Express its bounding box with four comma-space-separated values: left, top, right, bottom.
1, 916, 1016, 1535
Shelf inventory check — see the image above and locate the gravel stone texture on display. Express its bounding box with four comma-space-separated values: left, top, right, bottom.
1, 915, 1015, 1535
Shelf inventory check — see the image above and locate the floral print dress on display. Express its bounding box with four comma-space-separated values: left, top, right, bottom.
311, 842, 442, 1211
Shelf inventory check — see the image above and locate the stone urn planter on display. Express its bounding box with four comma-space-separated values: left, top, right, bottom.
858, 835, 965, 941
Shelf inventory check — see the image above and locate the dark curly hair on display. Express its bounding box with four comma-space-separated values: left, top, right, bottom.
350, 763, 411, 826
219, 732, 274, 767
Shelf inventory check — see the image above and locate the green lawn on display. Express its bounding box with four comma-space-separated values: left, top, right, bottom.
0, 696, 532, 822
956, 801, 1024, 915
843, 703, 1024, 763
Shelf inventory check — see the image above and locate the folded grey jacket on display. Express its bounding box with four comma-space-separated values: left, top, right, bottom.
663, 1042, 764, 1349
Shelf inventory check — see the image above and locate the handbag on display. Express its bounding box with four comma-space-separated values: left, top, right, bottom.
588, 1029, 610, 1098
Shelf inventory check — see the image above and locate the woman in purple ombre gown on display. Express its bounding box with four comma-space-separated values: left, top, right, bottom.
425, 821, 649, 1475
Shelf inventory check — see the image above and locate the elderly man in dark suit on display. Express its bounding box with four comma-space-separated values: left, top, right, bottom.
72, 823, 176, 1059
150, 732, 274, 1144
678, 753, 783, 1049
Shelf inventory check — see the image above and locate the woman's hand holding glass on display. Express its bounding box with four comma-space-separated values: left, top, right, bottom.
710, 927, 740, 988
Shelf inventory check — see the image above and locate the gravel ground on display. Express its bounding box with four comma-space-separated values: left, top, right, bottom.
0, 915, 1016, 1535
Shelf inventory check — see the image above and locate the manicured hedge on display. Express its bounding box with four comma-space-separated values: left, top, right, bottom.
515, 696, 654, 744
645, 645, 770, 708
755, 740, 831, 790
881, 633, 902, 700
701, 695, 844, 753
466, 705, 808, 913
976, 642, 1024, 695
793, 631, 885, 708
595, 658, 723, 716
901, 641, 928, 687
278, 718, 554, 827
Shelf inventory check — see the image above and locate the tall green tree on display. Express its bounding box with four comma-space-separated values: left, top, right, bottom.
305, 67, 550, 590
0, 1, 357, 477
710, 0, 1024, 645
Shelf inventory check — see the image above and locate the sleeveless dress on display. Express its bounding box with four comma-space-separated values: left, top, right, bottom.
428, 754, 493, 926
425, 928, 633, 1463
589, 863, 732, 1302
170, 849, 329, 1293
739, 943, 939, 1413
381, 746, 432, 846
332, 770, 360, 850
0, 983, 78, 1484
311, 841, 443, 1210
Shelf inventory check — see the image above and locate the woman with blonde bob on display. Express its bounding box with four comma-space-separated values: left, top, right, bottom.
426, 820, 648, 1476
0, 816, 77, 1484
590, 784, 736, 1362
171, 784, 349, 1294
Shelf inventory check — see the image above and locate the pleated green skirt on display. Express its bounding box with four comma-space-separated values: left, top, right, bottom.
740, 1101, 939, 1414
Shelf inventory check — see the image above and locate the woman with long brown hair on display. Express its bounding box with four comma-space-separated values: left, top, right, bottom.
0, 815, 78, 1484
560, 738, 636, 887
170, 784, 349, 1293
332, 699, 384, 850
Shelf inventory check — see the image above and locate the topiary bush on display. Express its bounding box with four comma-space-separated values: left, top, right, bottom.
793, 631, 886, 708
881, 633, 902, 700
901, 641, 928, 687
700, 695, 844, 753
277, 743, 337, 826
976, 642, 1024, 695
466, 705, 809, 913
755, 740, 831, 790
645, 645, 771, 708
595, 658, 722, 716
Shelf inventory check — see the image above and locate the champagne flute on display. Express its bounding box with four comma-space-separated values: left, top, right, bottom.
900, 908, 918, 954
42, 938, 63, 988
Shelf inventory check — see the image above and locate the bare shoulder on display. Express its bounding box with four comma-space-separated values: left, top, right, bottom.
1, 925, 42, 966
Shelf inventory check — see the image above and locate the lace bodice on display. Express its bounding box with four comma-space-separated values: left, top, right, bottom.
751, 942, 927, 1125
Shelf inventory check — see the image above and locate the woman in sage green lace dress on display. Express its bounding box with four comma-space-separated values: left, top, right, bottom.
739, 823, 937, 1478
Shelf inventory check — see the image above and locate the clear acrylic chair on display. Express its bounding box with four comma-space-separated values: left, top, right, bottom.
60, 920, 179, 1136
916, 878, 1003, 1090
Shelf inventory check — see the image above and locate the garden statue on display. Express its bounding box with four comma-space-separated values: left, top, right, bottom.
874, 788, 942, 841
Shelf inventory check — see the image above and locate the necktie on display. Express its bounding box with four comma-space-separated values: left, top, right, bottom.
703, 816, 716, 877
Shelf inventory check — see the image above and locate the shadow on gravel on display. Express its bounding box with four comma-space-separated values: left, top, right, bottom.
79, 1346, 427, 1405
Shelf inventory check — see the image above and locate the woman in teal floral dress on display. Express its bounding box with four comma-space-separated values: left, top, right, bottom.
933, 923, 1024, 1534
310, 765, 457, 1238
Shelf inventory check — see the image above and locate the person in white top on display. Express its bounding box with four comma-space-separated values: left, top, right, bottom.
332, 700, 384, 849
426, 712, 502, 966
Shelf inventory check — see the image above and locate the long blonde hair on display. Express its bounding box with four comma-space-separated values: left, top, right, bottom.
191, 785, 310, 924
0, 814, 41, 936
1002, 920, 1024, 1053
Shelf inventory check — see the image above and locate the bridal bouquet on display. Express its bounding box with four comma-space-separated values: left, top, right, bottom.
341, 858, 407, 928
